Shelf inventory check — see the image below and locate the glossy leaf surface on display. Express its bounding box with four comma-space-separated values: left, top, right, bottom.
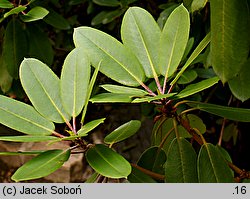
20, 6, 49, 22
104, 120, 141, 144
20, 58, 70, 123
86, 144, 131, 178
101, 85, 148, 97
187, 101, 250, 122
0, 136, 59, 142
175, 77, 219, 99
0, 95, 55, 135
78, 118, 105, 136
11, 149, 70, 182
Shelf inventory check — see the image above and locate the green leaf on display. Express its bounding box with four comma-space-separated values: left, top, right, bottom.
20, 6, 49, 22
171, 32, 211, 85
85, 172, 99, 183
178, 114, 206, 138
121, 7, 161, 78
210, 0, 250, 83
81, 62, 100, 124
187, 101, 250, 122
197, 143, 234, 182
86, 144, 131, 178
93, 0, 120, 7
229, 59, 250, 102
0, 56, 12, 93
3, 6, 26, 18
177, 69, 197, 84
101, 84, 148, 97
157, 3, 179, 29
43, 9, 70, 30
0, 151, 44, 156
0, 0, 14, 8
20, 58, 70, 123
78, 118, 105, 136
132, 93, 176, 103
128, 167, 156, 183
61, 48, 90, 117
191, 0, 208, 13
104, 120, 141, 144
0, 95, 55, 135
2, 19, 28, 78
152, 117, 176, 153
92, 9, 125, 26
137, 146, 166, 175
159, 4, 190, 79
175, 77, 219, 99
0, 136, 59, 142
26, 24, 54, 65
90, 93, 133, 103
11, 149, 70, 182
165, 138, 198, 182
73, 27, 145, 87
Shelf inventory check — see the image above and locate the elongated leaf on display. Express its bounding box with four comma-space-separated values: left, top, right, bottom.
85, 172, 99, 183
165, 138, 198, 182
171, 32, 211, 85
2, 19, 28, 78
152, 117, 176, 153
229, 59, 250, 102
0, 0, 14, 8
0, 95, 55, 135
177, 69, 197, 84
175, 77, 219, 99
78, 118, 105, 136
159, 4, 190, 78
210, 0, 250, 83
3, 6, 26, 18
0, 56, 12, 93
26, 24, 54, 65
132, 93, 176, 103
178, 114, 206, 138
128, 167, 156, 183
61, 48, 90, 117
197, 143, 234, 182
0, 136, 59, 142
92, 9, 125, 26
90, 93, 133, 103
137, 146, 166, 174
187, 101, 250, 122
86, 144, 131, 178
81, 62, 100, 124
20, 58, 70, 123
43, 8, 70, 30
104, 120, 141, 144
93, 0, 120, 7
121, 7, 161, 78
0, 151, 44, 156
73, 27, 145, 86
20, 6, 49, 22
11, 149, 70, 182
101, 84, 148, 96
